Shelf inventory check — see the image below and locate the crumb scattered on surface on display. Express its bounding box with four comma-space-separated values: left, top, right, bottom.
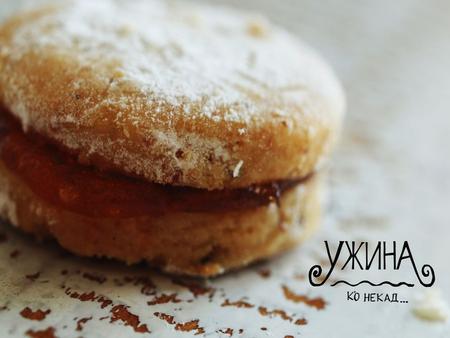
258, 306, 292, 322
147, 293, 182, 305
412, 289, 449, 322
282, 285, 326, 310
222, 299, 254, 308
258, 269, 271, 278
247, 17, 269, 37
82, 272, 107, 284
20, 307, 51, 321
171, 278, 214, 297
218, 328, 234, 336
76, 316, 92, 331
110, 305, 150, 333
25, 327, 56, 338
295, 318, 308, 325
154, 312, 204, 335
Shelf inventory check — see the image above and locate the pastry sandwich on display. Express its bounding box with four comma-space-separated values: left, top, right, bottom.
0, 0, 344, 276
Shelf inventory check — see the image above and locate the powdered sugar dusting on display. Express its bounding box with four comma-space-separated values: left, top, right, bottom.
7, 0, 343, 122
0, 0, 344, 189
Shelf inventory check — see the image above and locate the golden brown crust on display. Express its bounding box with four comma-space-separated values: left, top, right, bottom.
0, 161, 321, 277
0, 0, 344, 190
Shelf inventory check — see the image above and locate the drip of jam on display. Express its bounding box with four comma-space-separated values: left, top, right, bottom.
0, 108, 312, 218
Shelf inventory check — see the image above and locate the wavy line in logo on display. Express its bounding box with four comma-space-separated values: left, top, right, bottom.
330, 280, 414, 287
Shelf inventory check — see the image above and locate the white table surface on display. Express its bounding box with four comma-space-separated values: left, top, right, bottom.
0, 0, 449, 337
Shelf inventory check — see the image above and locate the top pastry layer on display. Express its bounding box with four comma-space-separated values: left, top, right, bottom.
0, 0, 344, 189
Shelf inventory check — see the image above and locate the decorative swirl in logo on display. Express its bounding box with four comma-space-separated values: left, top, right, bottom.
399, 241, 435, 287
412, 263, 435, 287
308, 264, 333, 287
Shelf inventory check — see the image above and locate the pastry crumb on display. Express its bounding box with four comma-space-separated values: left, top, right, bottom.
412, 289, 449, 322
247, 17, 269, 38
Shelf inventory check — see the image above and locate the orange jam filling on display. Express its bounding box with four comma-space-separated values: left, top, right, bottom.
0, 108, 311, 218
